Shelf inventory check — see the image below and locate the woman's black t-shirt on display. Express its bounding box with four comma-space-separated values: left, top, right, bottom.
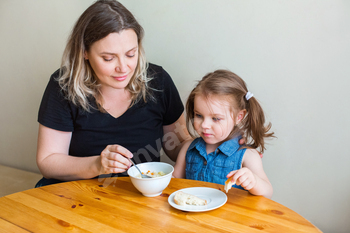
38, 63, 184, 166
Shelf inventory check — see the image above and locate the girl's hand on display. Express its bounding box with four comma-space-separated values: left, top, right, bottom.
227, 168, 257, 191
100, 145, 133, 174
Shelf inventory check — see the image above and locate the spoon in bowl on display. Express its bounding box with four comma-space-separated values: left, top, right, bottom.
128, 158, 152, 178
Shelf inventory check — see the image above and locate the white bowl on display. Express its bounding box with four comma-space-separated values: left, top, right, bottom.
127, 162, 174, 197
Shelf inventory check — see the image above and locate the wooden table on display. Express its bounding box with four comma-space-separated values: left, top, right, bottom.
0, 177, 321, 232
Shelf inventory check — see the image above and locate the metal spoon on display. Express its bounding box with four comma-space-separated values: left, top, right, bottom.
128, 158, 152, 178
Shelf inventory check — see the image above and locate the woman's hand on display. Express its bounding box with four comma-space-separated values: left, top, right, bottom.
100, 145, 133, 174
238, 138, 263, 158
227, 168, 257, 191
238, 138, 245, 145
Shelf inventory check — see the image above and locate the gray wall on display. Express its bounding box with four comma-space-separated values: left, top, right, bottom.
1, 1, 349, 232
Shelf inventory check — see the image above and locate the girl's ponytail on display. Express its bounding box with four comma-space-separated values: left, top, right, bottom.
241, 95, 274, 154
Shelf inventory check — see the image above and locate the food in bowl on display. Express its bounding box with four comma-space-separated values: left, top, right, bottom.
127, 162, 174, 197
136, 170, 166, 178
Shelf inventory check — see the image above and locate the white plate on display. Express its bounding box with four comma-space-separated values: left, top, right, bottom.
168, 187, 227, 212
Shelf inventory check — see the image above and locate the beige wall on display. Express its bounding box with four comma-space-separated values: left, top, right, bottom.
1, 1, 349, 232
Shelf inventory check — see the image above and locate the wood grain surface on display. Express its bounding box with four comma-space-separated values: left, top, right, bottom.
0, 177, 321, 232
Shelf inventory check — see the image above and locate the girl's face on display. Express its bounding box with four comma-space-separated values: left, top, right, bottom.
84, 29, 139, 92
193, 94, 242, 149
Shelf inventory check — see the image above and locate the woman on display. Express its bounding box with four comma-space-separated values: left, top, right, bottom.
36, 0, 190, 186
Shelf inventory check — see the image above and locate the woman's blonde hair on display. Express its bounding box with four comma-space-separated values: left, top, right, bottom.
58, 0, 151, 111
186, 70, 275, 154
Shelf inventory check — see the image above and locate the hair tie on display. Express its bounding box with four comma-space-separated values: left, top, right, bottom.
245, 91, 254, 101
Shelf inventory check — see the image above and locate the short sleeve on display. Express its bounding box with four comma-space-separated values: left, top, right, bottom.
38, 70, 74, 132
158, 67, 184, 125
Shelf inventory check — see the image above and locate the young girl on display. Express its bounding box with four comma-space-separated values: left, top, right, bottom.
173, 70, 274, 198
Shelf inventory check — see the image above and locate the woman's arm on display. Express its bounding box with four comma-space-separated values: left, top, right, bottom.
162, 113, 191, 162
172, 140, 192, 178
227, 149, 273, 198
36, 124, 132, 181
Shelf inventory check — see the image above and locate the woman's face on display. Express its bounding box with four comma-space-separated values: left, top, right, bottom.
85, 29, 139, 91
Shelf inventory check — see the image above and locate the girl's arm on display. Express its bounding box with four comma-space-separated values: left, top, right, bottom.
172, 139, 193, 178
227, 149, 273, 198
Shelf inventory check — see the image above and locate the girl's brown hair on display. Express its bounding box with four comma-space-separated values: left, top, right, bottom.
186, 70, 274, 153
58, 0, 151, 111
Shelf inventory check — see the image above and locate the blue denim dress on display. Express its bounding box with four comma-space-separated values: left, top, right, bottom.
185, 137, 246, 190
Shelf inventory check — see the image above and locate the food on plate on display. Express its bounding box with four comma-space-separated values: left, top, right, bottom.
174, 191, 207, 206
224, 178, 235, 193
136, 170, 166, 178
